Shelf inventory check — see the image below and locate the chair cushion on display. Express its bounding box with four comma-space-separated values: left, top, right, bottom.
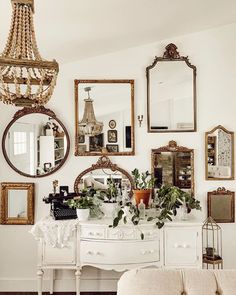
214, 270, 236, 295
117, 268, 183, 295
182, 269, 218, 295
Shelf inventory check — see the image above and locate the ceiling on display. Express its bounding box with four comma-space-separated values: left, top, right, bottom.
0, 0, 236, 64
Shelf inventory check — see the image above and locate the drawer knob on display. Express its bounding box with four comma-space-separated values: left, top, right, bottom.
89, 232, 94, 236
87, 251, 93, 255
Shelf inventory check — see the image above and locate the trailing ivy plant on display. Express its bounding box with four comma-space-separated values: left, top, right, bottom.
110, 184, 201, 239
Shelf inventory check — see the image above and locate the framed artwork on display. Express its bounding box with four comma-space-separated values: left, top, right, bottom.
78, 144, 87, 153
208, 187, 235, 223
108, 130, 117, 143
89, 134, 104, 152
109, 120, 116, 129
78, 134, 85, 143
106, 144, 119, 153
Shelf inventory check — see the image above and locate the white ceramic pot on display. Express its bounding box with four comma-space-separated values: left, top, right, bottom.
101, 202, 116, 218
76, 208, 90, 221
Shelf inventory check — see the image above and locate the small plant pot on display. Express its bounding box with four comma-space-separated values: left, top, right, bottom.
133, 189, 151, 208
76, 208, 90, 221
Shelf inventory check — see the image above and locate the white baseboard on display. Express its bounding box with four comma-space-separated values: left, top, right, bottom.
0, 278, 118, 292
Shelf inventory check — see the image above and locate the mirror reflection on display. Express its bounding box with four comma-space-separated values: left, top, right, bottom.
75, 80, 134, 156
206, 125, 234, 180
3, 108, 69, 177
151, 141, 194, 194
8, 189, 27, 218
74, 156, 133, 197
147, 43, 196, 132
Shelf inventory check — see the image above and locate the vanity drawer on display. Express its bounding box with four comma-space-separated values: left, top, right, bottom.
43, 240, 76, 265
80, 240, 159, 265
80, 226, 105, 239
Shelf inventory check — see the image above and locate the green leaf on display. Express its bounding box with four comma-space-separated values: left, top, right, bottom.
113, 217, 120, 228
140, 233, 144, 240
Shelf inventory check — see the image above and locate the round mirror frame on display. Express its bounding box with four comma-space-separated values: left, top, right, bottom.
2, 106, 70, 178
74, 156, 134, 194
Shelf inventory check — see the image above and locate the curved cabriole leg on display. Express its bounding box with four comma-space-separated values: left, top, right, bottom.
75, 268, 82, 295
37, 269, 44, 295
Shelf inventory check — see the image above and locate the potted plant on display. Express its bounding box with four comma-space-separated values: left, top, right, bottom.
67, 188, 103, 221
131, 168, 155, 207
98, 178, 120, 218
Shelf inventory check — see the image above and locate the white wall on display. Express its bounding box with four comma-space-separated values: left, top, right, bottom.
1, 22, 236, 291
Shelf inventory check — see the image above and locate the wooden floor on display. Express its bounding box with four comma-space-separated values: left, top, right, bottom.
0, 293, 116, 295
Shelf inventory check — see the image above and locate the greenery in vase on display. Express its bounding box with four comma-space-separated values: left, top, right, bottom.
149, 185, 201, 228
96, 178, 119, 203
131, 168, 155, 190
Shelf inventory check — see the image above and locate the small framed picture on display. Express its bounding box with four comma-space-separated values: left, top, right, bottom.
208, 187, 235, 223
78, 134, 85, 143
108, 130, 117, 143
78, 144, 87, 153
89, 133, 104, 152
109, 120, 116, 129
106, 144, 119, 153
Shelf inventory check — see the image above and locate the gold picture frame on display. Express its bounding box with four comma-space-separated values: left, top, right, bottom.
0, 182, 35, 225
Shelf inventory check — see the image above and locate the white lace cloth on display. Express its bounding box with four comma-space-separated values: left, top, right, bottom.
29, 216, 79, 248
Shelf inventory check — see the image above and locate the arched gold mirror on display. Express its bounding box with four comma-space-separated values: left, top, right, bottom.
205, 125, 234, 180
151, 141, 194, 195
2, 106, 70, 178
74, 156, 133, 195
146, 43, 196, 133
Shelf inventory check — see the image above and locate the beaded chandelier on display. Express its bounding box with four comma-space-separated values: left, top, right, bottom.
78, 87, 103, 136
0, 0, 59, 107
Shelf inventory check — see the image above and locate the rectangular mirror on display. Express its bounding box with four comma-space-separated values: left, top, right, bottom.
74, 80, 135, 156
147, 43, 196, 133
151, 141, 194, 195
208, 187, 235, 223
205, 125, 234, 180
0, 182, 34, 224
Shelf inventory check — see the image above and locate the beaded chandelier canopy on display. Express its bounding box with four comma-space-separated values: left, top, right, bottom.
78, 87, 103, 136
0, 0, 59, 107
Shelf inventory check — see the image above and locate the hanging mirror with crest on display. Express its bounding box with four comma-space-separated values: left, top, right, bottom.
146, 43, 197, 133
151, 141, 194, 195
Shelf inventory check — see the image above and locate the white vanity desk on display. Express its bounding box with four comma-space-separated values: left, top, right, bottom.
31, 217, 202, 295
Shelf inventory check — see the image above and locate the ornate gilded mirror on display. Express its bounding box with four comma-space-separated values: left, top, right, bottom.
74, 79, 134, 156
0, 182, 34, 225
205, 125, 234, 180
151, 141, 194, 194
2, 107, 70, 178
146, 43, 196, 133
74, 156, 134, 194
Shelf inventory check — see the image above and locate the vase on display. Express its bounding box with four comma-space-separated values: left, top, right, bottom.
101, 202, 116, 218
76, 208, 90, 221
133, 189, 151, 208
